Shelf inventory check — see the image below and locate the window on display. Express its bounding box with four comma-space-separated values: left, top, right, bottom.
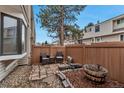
0, 13, 27, 56
117, 18, 124, 25
121, 19, 124, 23
95, 25, 100, 32
91, 38, 94, 42
120, 35, 124, 41
3, 16, 18, 54
84, 27, 87, 33
96, 38, 100, 42
89, 28, 92, 32
21, 22, 26, 53
117, 20, 120, 24
95, 37, 102, 42
79, 40, 83, 44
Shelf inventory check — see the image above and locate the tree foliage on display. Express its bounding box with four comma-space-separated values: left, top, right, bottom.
87, 22, 94, 27
64, 24, 82, 40
37, 5, 86, 45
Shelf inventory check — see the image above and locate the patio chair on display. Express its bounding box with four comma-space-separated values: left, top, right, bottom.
40, 53, 50, 65
55, 51, 64, 63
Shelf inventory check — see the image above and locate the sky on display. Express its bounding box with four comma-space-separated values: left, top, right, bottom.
33, 5, 124, 44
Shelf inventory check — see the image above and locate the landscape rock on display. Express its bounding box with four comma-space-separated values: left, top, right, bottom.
0, 64, 63, 88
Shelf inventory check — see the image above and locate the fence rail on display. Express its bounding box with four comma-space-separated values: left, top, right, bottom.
32, 43, 124, 83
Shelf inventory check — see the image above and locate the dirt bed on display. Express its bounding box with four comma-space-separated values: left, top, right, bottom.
63, 69, 124, 88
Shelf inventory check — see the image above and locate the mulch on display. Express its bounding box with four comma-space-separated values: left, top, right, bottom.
63, 69, 124, 88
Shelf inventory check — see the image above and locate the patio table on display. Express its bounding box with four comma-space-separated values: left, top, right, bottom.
49, 56, 55, 64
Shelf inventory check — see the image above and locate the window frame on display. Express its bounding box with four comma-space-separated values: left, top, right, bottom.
95, 37, 102, 42
117, 18, 124, 25
21, 20, 27, 53
1, 13, 20, 55
0, 12, 27, 56
0, 12, 2, 56
120, 35, 124, 41
95, 25, 100, 32
117, 19, 120, 25
89, 28, 92, 32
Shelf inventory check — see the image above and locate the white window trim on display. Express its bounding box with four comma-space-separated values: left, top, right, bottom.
0, 52, 27, 61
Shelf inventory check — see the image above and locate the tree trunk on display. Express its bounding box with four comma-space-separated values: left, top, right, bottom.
60, 5, 64, 46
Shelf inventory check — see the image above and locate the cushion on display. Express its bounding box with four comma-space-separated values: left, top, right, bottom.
42, 58, 49, 60
56, 56, 63, 59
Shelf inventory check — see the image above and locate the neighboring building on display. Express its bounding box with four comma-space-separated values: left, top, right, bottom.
52, 39, 78, 46
78, 14, 124, 44
64, 34, 76, 45
0, 5, 35, 81
64, 40, 77, 45
64, 31, 83, 45
52, 40, 60, 45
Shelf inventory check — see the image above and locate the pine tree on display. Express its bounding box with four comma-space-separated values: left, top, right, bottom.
37, 5, 86, 45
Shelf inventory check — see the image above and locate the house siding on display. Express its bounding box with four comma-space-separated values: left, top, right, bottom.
0, 60, 18, 81
82, 14, 124, 44
0, 5, 35, 81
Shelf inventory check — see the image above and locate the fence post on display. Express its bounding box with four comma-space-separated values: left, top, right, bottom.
49, 46, 51, 56
83, 45, 86, 65
64, 46, 67, 63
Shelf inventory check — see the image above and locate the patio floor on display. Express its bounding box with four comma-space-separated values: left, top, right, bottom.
0, 64, 63, 88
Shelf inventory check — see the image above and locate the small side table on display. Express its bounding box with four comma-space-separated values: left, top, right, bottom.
49, 56, 55, 64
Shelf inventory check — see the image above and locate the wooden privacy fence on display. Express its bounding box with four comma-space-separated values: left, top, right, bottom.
32, 45, 66, 64
32, 43, 124, 83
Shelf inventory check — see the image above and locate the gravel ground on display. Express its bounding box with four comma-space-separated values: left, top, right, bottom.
0, 65, 63, 88
2, 64, 123, 88
64, 69, 124, 88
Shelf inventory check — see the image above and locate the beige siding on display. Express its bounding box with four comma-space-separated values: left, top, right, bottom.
83, 26, 95, 39
82, 14, 124, 44
0, 6, 27, 26
83, 38, 93, 45
100, 20, 113, 35
83, 20, 113, 39
0, 5, 35, 81
101, 35, 120, 42
83, 34, 120, 44
0, 60, 18, 81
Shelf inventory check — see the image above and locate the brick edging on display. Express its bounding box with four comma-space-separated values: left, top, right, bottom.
57, 71, 74, 88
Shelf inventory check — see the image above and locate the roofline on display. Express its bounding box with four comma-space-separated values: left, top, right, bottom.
83, 13, 124, 29
99, 13, 124, 24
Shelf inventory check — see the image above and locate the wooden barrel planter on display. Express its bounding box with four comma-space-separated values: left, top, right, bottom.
83, 64, 108, 83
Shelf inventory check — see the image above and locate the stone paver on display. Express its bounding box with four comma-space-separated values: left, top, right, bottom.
29, 64, 59, 81
0, 64, 63, 88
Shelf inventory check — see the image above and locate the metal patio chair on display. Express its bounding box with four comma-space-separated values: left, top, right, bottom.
55, 51, 64, 63
40, 53, 50, 65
